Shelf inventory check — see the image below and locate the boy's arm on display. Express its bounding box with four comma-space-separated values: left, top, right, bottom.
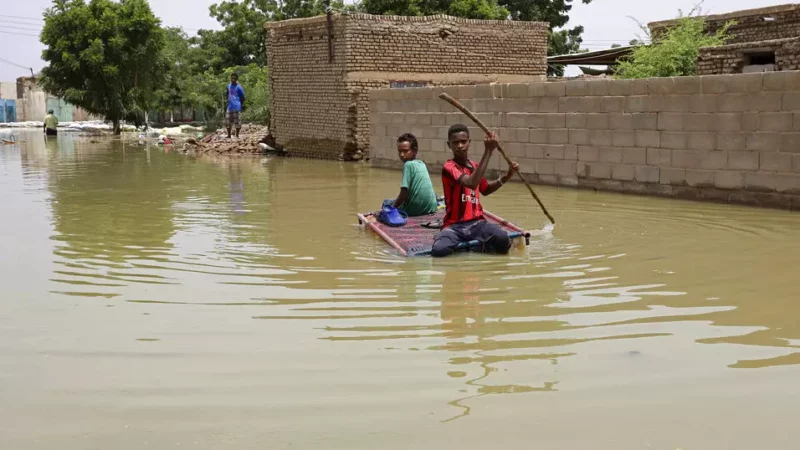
456, 132, 497, 190
482, 162, 520, 196
393, 163, 412, 207
392, 188, 409, 208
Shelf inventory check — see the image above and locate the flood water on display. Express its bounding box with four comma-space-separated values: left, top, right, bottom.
2, 130, 800, 449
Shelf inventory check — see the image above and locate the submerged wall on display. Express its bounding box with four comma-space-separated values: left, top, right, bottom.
369, 72, 800, 210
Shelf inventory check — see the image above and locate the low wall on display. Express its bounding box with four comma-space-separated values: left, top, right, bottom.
369, 72, 800, 210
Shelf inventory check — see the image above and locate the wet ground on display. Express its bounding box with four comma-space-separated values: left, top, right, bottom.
2, 131, 800, 449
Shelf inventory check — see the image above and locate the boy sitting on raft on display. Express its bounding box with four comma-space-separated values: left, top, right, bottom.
431, 124, 520, 257
388, 133, 438, 216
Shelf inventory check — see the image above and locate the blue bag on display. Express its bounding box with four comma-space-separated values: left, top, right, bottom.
377, 204, 408, 227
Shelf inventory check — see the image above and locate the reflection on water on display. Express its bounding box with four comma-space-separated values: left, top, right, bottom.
2, 130, 800, 448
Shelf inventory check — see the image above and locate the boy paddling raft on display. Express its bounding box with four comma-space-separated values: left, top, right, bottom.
390, 133, 438, 217
431, 124, 520, 257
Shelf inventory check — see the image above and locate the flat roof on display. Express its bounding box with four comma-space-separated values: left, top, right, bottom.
547, 46, 634, 66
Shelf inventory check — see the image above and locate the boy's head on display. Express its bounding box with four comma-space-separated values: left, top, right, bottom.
48, 109, 54, 115
447, 124, 470, 159
230, 72, 239, 84
397, 133, 418, 163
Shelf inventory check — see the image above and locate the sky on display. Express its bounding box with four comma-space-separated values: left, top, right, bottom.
0, 0, 786, 81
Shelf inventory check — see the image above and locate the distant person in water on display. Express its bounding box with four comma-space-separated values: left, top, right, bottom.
43, 110, 58, 136
224, 72, 246, 139
430, 124, 519, 257
388, 133, 438, 217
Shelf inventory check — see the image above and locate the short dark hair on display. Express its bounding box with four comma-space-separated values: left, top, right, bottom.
231, 72, 239, 78
48, 109, 54, 114
397, 133, 418, 151
448, 124, 469, 140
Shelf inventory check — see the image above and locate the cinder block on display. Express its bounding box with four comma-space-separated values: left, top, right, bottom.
536, 160, 555, 175
647, 148, 671, 166
673, 76, 703, 94
576, 161, 589, 177
648, 77, 676, 95
586, 163, 612, 179
661, 132, 688, 150
545, 82, 566, 97
601, 96, 625, 113
728, 151, 759, 170
564, 144, 578, 160
671, 150, 699, 168
609, 113, 634, 130
632, 113, 658, 130
684, 113, 715, 132
517, 157, 537, 174
587, 79, 610, 96
632, 79, 649, 95
566, 113, 587, 128
612, 164, 635, 181
491, 84, 508, 99
715, 171, 744, 189
528, 83, 546, 97
589, 130, 613, 146
716, 113, 743, 132
621, 147, 647, 165
569, 129, 590, 145
554, 160, 577, 176
763, 71, 800, 91
745, 172, 778, 192
761, 152, 793, 172
748, 93, 782, 112
625, 96, 650, 113
486, 99, 506, 113
648, 183, 674, 196
586, 114, 610, 129
473, 84, 494, 99
702, 74, 759, 94
699, 151, 728, 170
746, 133, 781, 152
660, 168, 686, 185
757, 192, 793, 208
608, 79, 633, 96
507, 83, 529, 98
543, 145, 565, 159
558, 96, 583, 113
598, 147, 623, 163
539, 97, 560, 113
635, 165, 660, 183
525, 144, 545, 159
549, 129, 569, 144
660, 95, 693, 113
691, 95, 717, 113
546, 113, 567, 128
782, 93, 800, 111
795, 113, 800, 131
658, 112, 685, 131
781, 133, 800, 152
687, 132, 716, 151
566, 80, 589, 96
507, 113, 536, 128
717, 133, 746, 151
504, 142, 527, 158
529, 129, 548, 144
539, 174, 560, 184
499, 127, 528, 143
794, 155, 800, 173
613, 131, 636, 147
759, 112, 794, 132
686, 169, 715, 187
717, 94, 748, 112
743, 113, 759, 132
578, 145, 599, 162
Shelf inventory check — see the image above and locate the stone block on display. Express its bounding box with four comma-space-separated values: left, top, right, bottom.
566, 113, 587, 128
658, 112, 685, 131
608, 79, 633, 96
576, 161, 589, 177
661, 131, 688, 150
601, 96, 625, 113
549, 129, 569, 144
625, 96, 650, 113
609, 113, 634, 130
598, 147, 623, 163
507, 113, 536, 128
473, 84, 494, 99
525, 144, 545, 159
507, 83, 529, 98
760, 113, 794, 132
684, 113, 715, 132
647, 148, 671, 166
781, 133, 800, 153
612, 164, 635, 181
763, 71, 800, 91
545, 82, 566, 97
743, 113, 759, 132
517, 157, 537, 174
715, 171, 744, 189
671, 150, 699, 169
566, 80, 589, 96
748, 93, 782, 112
499, 128, 529, 143
691, 95, 717, 113
543, 145, 565, 159
699, 151, 728, 170
648, 77, 676, 95
636, 130, 661, 148
586, 114, 610, 129
569, 129, 590, 145
491, 84, 508, 99
674, 76, 703, 94
559, 96, 594, 113
632, 113, 658, 130
687, 132, 716, 151
587, 79, 610, 96
728, 151, 759, 171
716, 113, 743, 132
536, 160, 555, 175
554, 160, 577, 176
564, 144, 578, 160
660, 168, 686, 185
621, 147, 647, 165
659, 95, 693, 113
717, 133, 746, 151
546, 113, 567, 128
504, 142, 527, 158
529, 129, 548, 144
613, 131, 636, 148
782, 93, 800, 111
686, 169, 715, 187
635, 165, 660, 183
586, 163, 612, 179
539, 97, 560, 113
761, 152, 793, 172
528, 83, 546, 97
746, 133, 781, 152
632, 79, 649, 95
578, 145, 599, 162
589, 130, 613, 146
717, 94, 748, 112
702, 74, 760, 94
745, 172, 778, 192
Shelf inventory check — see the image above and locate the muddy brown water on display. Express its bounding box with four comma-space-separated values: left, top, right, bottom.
2, 131, 800, 449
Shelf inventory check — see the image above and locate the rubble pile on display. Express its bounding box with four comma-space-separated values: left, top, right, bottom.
180, 124, 283, 155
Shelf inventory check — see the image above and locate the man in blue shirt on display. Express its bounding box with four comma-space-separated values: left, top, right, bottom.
224, 72, 246, 139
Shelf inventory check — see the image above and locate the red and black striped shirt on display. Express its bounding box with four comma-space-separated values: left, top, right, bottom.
442, 159, 489, 229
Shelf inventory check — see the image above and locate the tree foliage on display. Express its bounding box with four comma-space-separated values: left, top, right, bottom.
615, 11, 733, 79
39, 0, 166, 133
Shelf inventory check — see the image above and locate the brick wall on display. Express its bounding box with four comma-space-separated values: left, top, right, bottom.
266, 13, 548, 160
649, 4, 800, 44
698, 37, 800, 75
370, 72, 800, 210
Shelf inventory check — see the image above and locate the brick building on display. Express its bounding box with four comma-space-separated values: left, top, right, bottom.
649, 4, 800, 75
265, 13, 548, 160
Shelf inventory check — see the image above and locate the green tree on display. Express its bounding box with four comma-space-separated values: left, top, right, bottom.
39, 0, 166, 133
615, 11, 732, 79
154, 27, 192, 119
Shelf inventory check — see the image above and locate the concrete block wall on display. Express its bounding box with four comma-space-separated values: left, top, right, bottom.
369, 72, 800, 210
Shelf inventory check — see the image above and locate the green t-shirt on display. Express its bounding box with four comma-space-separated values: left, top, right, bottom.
44, 114, 58, 130
400, 159, 438, 216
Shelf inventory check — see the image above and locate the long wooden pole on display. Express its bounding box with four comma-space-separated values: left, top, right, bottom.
438, 93, 555, 225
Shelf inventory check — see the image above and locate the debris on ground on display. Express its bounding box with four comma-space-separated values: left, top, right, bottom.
178, 124, 285, 156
